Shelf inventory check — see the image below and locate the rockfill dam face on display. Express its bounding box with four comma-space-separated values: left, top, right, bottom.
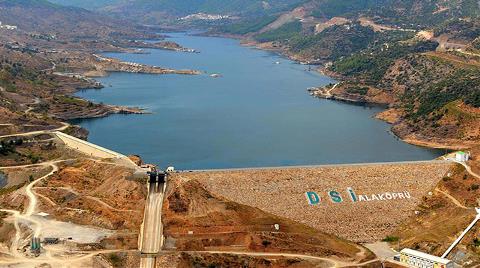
171, 161, 452, 242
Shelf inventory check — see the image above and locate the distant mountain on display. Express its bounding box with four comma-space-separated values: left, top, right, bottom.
113, 0, 303, 15
0, 0, 142, 38
47, 0, 119, 9
96, 0, 306, 24
44, 0, 480, 27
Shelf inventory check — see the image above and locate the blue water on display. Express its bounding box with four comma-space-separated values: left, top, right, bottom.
73, 32, 441, 169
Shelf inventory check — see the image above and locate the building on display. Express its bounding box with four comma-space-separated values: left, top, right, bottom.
30, 237, 41, 255
43, 237, 59, 244
400, 248, 454, 268
0, 21, 17, 30
455, 151, 470, 162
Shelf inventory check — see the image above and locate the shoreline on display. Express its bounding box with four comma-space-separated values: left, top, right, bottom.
75, 32, 466, 153
47, 49, 202, 122
225, 37, 474, 152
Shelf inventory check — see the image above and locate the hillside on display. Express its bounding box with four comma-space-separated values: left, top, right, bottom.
218, 0, 480, 37
0, 0, 146, 39
96, 0, 306, 25
308, 0, 480, 26
214, 0, 480, 149
47, 0, 117, 9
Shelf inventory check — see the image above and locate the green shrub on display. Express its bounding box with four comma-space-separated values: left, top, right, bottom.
382, 236, 400, 242
346, 86, 369, 95
442, 176, 452, 182
107, 253, 122, 267
220, 15, 278, 35
254, 20, 302, 42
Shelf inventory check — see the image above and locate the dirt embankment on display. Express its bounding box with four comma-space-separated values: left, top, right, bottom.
162, 178, 372, 264
171, 162, 452, 243
35, 159, 146, 230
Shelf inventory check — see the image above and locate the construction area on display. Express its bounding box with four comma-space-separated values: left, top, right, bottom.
0, 130, 148, 267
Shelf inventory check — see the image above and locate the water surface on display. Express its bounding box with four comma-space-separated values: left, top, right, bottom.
74, 32, 441, 169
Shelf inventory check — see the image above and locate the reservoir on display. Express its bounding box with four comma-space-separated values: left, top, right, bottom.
74, 32, 441, 169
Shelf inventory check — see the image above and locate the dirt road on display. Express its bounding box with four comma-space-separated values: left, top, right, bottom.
0, 122, 70, 139
179, 250, 379, 267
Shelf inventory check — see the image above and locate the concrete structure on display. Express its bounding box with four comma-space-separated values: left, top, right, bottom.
400, 248, 453, 268
55, 131, 126, 159
0, 21, 17, 30
55, 131, 139, 168
30, 237, 41, 254
455, 151, 470, 162
148, 170, 166, 183
139, 180, 166, 268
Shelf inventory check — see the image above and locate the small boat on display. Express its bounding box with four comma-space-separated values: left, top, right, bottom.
275, 61, 281, 64
210, 73, 222, 78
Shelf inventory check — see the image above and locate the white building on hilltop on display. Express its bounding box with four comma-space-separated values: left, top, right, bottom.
455, 151, 470, 162
0, 21, 18, 30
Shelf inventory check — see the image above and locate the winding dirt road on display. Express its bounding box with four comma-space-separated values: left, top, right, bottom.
0, 122, 70, 139
1, 161, 61, 258
435, 188, 471, 210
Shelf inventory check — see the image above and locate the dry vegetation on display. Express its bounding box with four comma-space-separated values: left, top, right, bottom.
390, 150, 480, 266
35, 160, 146, 232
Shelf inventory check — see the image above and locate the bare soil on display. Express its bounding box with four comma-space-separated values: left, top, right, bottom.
163, 178, 372, 263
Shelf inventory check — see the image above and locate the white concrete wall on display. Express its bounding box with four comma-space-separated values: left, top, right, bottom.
55, 131, 125, 159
